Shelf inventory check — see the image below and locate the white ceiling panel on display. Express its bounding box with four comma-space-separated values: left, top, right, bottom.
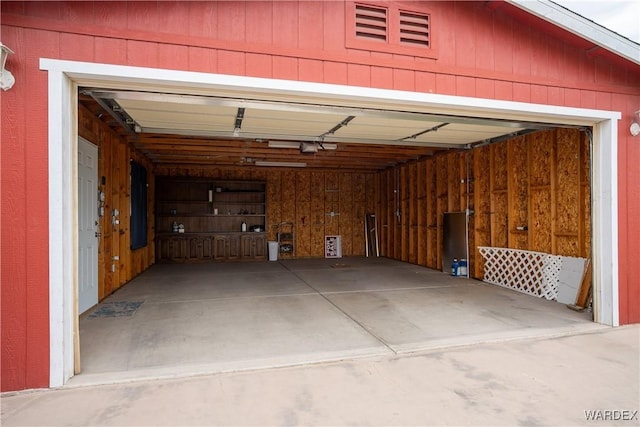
242, 109, 345, 136
119, 99, 236, 131
128, 111, 234, 131
98, 90, 539, 148
118, 99, 236, 116
335, 117, 445, 140
414, 125, 526, 144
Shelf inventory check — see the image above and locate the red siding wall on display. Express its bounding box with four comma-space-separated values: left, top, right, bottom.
1, 1, 639, 391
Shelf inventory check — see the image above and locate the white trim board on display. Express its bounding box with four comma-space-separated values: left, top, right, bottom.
507, 0, 640, 66
41, 58, 620, 388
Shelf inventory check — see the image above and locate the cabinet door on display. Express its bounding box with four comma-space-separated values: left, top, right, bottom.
228, 235, 240, 260
188, 237, 201, 260
202, 237, 213, 259
253, 235, 267, 259
170, 237, 188, 261
157, 238, 170, 262
239, 234, 267, 260
240, 235, 253, 258
213, 235, 228, 261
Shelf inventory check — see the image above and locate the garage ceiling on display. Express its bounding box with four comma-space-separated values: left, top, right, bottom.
80, 88, 546, 171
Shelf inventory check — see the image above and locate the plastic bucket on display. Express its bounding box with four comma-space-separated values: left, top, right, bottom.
268, 241, 279, 261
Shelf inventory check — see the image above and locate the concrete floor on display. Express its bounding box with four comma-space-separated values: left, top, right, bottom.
3, 325, 639, 426
74, 257, 598, 387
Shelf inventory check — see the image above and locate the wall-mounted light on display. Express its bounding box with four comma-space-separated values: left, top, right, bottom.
630, 111, 640, 137
1, 43, 15, 91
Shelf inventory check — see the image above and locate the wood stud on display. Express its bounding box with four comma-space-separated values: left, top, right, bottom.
379, 129, 591, 279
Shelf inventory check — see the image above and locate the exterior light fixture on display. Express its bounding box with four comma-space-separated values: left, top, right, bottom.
1, 43, 15, 91
630, 111, 640, 137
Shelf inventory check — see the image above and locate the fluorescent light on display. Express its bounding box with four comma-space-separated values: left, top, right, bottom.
254, 161, 307, 168
268, 141, 299, 149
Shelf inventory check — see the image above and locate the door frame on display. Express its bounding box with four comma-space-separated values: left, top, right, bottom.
41, 58, 620, 388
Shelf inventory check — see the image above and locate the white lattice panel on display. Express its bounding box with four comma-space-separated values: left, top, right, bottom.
478, 247, 562, 300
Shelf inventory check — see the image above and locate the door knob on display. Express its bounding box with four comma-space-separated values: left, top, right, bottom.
95, 231, 102, 238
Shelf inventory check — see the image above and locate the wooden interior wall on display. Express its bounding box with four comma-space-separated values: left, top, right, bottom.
78, 106, 155, 301
154, 166, 378, 257
378, 129, 591, 278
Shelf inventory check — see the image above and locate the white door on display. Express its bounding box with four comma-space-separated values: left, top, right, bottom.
78, 138, 99, 314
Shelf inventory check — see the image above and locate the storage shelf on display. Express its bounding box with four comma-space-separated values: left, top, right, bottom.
213, 202, 265, 205
216, 190, 264, 194
159, 214, 266, 218
156, 178, 267, 250
158, 200, 211, 204
156, 231, 266, 237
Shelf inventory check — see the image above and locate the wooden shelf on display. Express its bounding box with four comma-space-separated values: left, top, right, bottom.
159, 214, 266, 218
158, 200, 211, 204
155, 177, 267, 241
213, 202, 265, 206
156, 231, 266, 237
217, 190, 264, 194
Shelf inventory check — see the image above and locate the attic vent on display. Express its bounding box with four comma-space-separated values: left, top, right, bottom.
399, 11, 430, 47
355, 4, 387, 41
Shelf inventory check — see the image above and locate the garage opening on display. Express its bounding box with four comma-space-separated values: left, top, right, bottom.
43, 59, 619, 387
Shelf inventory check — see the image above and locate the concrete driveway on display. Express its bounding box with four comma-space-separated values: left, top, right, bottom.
2, 325, 638, 426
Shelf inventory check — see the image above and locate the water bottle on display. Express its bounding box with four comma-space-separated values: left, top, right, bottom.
451, 258, 459, 276
241, 221, 247, 232
459, 259, 468, 277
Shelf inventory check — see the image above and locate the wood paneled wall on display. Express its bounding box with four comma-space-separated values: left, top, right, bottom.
154, 166, 378, 257
379, 129, 591, 278
79, 105, 155, 301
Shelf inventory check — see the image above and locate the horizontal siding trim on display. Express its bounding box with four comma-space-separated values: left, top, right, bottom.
3, 13, 639, 97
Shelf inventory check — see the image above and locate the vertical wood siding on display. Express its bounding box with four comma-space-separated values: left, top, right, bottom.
152, 166, 377, 259
1, 1, 639, 391
379, 129, 592, 278
78, 106, 155, 300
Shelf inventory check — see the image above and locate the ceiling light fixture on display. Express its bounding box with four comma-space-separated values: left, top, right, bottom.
254, 161, 307, 168
268, 141, 299, 149
300, 142, 318, 153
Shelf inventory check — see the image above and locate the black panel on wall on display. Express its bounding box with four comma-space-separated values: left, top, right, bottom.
130, 160, 148, 250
